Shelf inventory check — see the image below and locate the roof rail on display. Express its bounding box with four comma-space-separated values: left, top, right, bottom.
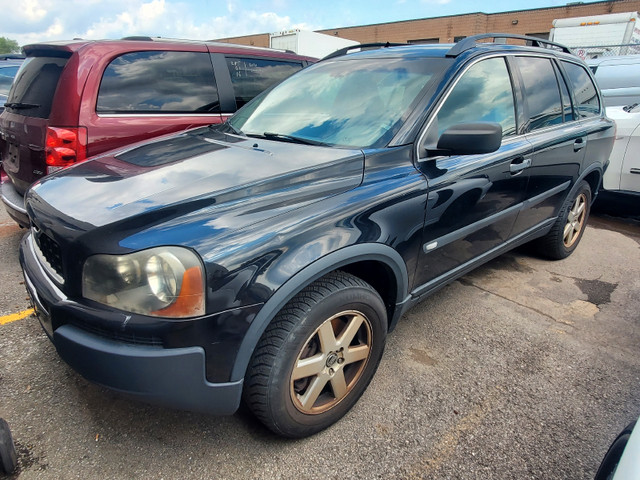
121, 36, 154, 41
322, 42, 407, 61
446, 33, 572, 57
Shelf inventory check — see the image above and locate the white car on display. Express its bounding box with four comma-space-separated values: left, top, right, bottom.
595, 419, 640, 480
604, 104, 640, 194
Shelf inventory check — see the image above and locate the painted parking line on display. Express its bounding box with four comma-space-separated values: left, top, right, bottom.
0, 308, 35, 325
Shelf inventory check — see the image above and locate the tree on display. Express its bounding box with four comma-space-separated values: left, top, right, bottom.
0, 37, 20, 54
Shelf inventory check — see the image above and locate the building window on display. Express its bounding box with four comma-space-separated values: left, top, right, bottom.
453, 36, 466, 42
526, 32, 550, 40
408, 38, 439, 44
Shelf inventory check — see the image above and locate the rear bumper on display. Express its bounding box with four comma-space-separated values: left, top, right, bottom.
1, 180, 29, 227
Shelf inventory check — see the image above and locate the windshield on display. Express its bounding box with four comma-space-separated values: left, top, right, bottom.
229, 56, 448, 149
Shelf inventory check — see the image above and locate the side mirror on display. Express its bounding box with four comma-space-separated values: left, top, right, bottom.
423, 122, 503, 158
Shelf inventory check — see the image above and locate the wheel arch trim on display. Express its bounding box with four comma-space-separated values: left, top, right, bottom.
578, 163, 603, 201
229, 243, 409, 382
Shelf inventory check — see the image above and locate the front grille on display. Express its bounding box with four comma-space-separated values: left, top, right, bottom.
32, 227, 64, 283
67, 319, 164, 347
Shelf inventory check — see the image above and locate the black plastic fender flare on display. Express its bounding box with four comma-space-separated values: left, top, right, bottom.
229, 243, 410, 382
574, 162, 604, 201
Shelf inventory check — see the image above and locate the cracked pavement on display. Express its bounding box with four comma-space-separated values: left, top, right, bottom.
0, 203, 639, 479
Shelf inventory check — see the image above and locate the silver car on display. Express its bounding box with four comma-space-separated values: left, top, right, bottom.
588, 55, 640, 107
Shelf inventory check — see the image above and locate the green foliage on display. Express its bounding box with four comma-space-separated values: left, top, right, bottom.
0, 37, 20, 54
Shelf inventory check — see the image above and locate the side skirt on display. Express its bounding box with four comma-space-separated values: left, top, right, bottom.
388, 217, 555, 330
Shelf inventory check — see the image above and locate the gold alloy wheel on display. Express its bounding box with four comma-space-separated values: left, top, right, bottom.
563, 192, 588, 248
290, 310, 372, 414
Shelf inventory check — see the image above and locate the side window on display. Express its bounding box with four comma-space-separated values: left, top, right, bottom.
97, 51, 220, 113
226, 57, 303, 109
562, 61, 601, 118
515, 56, 563, 131
554, 62, 575, 122
428, 57, 516, 142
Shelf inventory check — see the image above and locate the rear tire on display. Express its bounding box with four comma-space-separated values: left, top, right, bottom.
243, 271, 387, 438
534, 180, 591, 260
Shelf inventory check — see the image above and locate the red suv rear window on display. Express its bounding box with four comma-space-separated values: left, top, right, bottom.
5, 56, 69, 119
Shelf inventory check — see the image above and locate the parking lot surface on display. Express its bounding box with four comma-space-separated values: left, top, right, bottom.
0, 203, 638, 479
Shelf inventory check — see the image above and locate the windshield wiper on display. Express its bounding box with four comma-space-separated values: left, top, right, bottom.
260, 132, 328, 146
623, 103, 639, 113
4, 102, 40, 110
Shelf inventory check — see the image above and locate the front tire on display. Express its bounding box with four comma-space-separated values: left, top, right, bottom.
243, 271, 387, 438
535, 180, 591, 260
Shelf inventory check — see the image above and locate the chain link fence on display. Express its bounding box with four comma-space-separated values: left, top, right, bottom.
572, 43, 640, 59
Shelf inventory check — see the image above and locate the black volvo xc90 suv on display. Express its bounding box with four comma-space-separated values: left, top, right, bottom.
20, 34, 615, 437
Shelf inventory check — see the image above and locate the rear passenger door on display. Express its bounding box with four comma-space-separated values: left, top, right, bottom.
413, 56, 532, 290
561, 61, 613, 185
509, 55, 588, 236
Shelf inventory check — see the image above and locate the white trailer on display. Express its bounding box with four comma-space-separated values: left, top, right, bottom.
549, 12, 640, 57
269, 30, 359, 58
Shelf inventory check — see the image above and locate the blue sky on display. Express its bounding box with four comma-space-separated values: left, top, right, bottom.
0, 0, 601, 46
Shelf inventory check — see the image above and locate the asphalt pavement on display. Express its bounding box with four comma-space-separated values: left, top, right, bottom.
0, 199, 638, 479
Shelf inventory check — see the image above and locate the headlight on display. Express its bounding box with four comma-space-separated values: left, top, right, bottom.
82, 247, 205, 318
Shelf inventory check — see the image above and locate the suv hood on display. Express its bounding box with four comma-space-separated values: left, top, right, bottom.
26, 127, 364, 233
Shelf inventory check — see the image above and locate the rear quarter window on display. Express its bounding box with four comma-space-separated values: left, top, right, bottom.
225, 57, 303, 109
97, 51, 220, 114
5, 56, 68, 119
562, 61, 600, 118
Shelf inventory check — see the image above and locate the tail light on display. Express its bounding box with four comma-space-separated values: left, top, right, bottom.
45, 127, 88, 174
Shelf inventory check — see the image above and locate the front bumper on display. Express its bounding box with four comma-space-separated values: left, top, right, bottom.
53, 324, 242, 414
20, 232, 248, 414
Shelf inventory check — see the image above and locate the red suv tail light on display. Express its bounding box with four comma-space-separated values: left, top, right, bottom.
45, 127, 88, 174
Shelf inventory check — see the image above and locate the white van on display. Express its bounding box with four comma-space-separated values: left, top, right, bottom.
587, 55, 640, 107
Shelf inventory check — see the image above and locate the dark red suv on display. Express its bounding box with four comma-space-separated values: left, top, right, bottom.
0, 38, 315, 227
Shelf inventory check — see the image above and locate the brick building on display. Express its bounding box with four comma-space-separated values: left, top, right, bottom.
216, 0, 640, 47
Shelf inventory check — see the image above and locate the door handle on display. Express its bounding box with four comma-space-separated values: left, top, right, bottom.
573, 137, 586, 152
510, 157, 531, 174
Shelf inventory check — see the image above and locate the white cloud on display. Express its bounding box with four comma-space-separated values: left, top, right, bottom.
0, 0, 320, 47
22, 0, 48, 21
